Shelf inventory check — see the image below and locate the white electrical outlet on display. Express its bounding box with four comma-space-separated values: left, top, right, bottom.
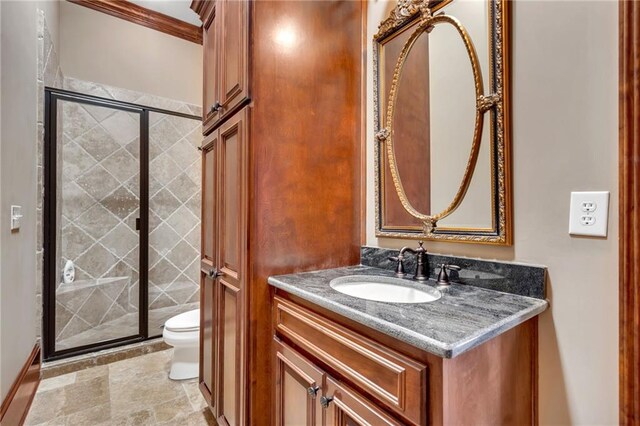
579, 215, 596, 226
569, 191, 609, 237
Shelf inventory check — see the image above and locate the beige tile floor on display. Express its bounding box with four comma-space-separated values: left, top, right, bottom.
25, 350, 215, 425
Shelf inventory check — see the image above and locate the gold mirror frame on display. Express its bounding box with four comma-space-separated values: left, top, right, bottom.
373, 0, 512, 245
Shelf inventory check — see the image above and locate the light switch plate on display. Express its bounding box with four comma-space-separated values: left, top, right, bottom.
569, 191, 609, 237
10, 205, 22, 232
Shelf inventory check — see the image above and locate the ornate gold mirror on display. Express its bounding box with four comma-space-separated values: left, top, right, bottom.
374, 0, 512, 244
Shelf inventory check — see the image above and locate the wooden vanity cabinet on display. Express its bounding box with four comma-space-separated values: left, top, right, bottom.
274, 339, 324, 426
324, 377, 404, 426
274, 339, 402, 426
192, 0, 364, 424
194, 0, 249, 135
273, 293, 538, 426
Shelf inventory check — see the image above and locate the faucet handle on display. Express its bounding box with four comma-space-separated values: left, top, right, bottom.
389, 256, 407, 278
437, 263, 461, 285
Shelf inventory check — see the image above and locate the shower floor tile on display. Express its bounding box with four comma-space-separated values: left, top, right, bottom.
56, 303, 198, 351
25, 350, 215, 425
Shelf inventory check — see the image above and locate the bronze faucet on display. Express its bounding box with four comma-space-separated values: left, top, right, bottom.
389, 241, 429, 281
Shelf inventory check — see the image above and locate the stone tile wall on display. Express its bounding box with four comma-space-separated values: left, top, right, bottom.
37, 11, 64, 340
147, 111, 201, 311
55, 102, 141, 345
55, 277, 133, 348
37, 12, 202, 347
54, 90, 201, 343
59, 103, 141, 285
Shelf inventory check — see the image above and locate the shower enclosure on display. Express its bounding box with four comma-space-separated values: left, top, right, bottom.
43, 88, 201, 360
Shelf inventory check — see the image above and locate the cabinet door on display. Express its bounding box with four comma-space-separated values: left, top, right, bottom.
323, 377, 403, 426
214, 108, 248, 426
202, 6, 221, 132
218, 0, 249, 116
199, 132, 217, 407
274, 339, 324, 426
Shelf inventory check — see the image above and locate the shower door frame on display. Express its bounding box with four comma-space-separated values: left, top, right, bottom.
43, 88, 200, 361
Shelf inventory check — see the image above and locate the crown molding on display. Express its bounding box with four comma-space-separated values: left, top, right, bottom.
68, 0, 203, 44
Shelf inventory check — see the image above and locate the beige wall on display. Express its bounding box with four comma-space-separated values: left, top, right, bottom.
366, 0, 619, 424
0, 0, 60, 402
59, 1, 202, 105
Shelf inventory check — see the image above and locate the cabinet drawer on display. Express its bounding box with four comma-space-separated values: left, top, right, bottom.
273, 296, 427, 425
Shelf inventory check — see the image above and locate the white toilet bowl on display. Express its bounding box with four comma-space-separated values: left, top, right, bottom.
163, 309, 200, 380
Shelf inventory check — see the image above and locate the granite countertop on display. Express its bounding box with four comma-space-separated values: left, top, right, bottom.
268, 265, 548, 358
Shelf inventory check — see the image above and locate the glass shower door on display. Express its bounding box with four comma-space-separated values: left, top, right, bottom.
147, 111, 201, 337
44, 91, 145, 358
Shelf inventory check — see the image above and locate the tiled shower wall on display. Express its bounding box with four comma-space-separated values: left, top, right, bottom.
59, 104, 141, 285
56, 102, 142, 344
57, 95, 202, 301
36, 11, 64, 339
53, 85, 202, 343
146, 111, 201, 311
37, 12, 203, 345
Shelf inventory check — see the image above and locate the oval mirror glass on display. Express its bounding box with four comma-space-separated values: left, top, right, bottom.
385, 13, 484, 226
391, 20, 477, 219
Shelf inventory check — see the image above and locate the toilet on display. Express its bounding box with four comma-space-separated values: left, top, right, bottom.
163, 309, 200, 380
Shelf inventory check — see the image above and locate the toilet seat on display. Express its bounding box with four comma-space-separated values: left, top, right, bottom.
163, 328, 199, 344
164, 309, 200, 332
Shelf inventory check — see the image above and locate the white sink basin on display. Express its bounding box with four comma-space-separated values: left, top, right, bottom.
329, 275, 441, 304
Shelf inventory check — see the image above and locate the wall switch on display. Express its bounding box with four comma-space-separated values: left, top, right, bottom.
569, 191, 609, 237
10, 205, 22, 232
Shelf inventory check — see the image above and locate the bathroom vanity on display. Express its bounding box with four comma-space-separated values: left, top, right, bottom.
268, 260, 548, 425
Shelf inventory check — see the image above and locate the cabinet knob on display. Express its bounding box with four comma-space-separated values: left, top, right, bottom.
307, 385, 320, 398
208, 268, 222, 278
210, 101, 222, 113
320, 395, 333, 408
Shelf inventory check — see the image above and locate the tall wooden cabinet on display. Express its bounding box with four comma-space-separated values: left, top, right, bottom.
215, 110, 248, 426
199, 130, 216, 403
198, 0, 249, 135
200, 0, 219, 130
191, 0, 364, 424
199, 107, 248, 425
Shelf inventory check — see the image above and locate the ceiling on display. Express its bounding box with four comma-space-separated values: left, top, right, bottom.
127, 0, 202, 26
